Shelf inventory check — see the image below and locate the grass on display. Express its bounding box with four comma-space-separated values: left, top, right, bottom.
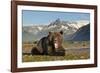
22, 41, 90, 62
22, 52, 89, 62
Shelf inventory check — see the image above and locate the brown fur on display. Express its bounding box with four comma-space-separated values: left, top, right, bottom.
31, 31, 65, 56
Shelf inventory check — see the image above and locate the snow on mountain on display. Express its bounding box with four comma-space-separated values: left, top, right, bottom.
46, 19, 78, 34
61, 25, 68, 30
76, 20, 89, 28
37, 26, 43, 31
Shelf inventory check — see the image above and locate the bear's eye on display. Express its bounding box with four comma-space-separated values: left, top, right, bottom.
54, 39, 57, 42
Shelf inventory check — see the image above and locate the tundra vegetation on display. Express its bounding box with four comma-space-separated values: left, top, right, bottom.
22, 41, 90, 62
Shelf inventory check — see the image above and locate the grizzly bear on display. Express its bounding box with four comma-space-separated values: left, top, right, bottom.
31, 31, 65, 56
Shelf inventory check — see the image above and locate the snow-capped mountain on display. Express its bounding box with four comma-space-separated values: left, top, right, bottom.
22, 19, 89, 42
47, 18, 77, 33
45, 19, 89, 34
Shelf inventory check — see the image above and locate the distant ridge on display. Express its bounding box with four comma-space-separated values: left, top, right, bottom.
22, 19, 89, 42
71, 24, 90, 41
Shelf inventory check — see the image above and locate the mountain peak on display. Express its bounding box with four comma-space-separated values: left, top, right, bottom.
55, 18, 60, 23
48, 18, 61, 27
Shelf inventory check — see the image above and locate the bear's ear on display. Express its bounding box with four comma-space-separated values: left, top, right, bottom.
60, 31, 63, 35
49, 32, 52, 35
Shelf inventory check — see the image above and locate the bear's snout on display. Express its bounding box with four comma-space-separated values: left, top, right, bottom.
54, 43, 59, 48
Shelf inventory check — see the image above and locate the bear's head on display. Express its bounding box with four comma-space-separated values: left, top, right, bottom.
48, 31, 63, 49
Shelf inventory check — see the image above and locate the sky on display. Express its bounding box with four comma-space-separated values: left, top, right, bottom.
22, 10, 90, 26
